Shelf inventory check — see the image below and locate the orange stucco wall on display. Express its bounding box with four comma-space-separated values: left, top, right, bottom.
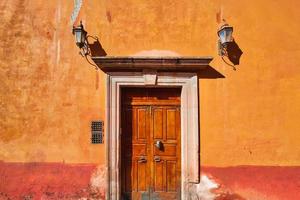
1, 0, 299, 166
1, 0, 300, 199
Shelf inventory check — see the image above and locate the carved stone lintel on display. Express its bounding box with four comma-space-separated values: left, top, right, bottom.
91, 56, 213, 72
143, 69, 157, 85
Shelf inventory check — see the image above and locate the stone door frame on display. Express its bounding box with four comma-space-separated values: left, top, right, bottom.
105, 72, 200, 200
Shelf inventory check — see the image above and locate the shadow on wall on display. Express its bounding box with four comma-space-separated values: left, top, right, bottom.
88, 38, 107, 57
226, 40, 243, 66
198, 66, 225, 79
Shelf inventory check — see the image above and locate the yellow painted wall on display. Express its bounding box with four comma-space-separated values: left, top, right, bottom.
0, 0, 299, 166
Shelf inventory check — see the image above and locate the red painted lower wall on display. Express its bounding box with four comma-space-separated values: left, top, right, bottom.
0, 162, 299, 199
0, 162, 104, 200
202, 166, 300, 200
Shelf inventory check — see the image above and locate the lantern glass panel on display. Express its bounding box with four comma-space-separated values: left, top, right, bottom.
75, 30, 82, 44
218, 26, 233, 44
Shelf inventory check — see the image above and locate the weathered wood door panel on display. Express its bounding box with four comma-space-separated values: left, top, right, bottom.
121, 88, 181, 200
151, 106, 181, 199
121, 106, 151, 200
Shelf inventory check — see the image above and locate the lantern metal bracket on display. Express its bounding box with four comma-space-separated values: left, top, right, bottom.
79, 35, 100, 69
218, 40, 237, 70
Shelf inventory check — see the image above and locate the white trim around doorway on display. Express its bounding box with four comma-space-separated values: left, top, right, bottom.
105, 72, 200, 200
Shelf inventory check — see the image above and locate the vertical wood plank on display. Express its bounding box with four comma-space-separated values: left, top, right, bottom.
133, 108, 137, 140
154, 161, 164, 191
137, 108, 146, 139
153, 108, 163, 139
166, 109, 176, 140
137, 162, 147, 191
166, 161, 176, 192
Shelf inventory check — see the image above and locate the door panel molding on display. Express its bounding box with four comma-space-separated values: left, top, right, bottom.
106, 72, 199, 200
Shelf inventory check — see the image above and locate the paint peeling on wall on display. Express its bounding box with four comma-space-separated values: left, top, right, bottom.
188, 174, 247, 200
188, 175, 219, 200
70, 0, 83, 25
202, 166, 300, 200
89, 165, 106, 195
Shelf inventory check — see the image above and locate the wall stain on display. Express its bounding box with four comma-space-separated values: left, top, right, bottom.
106, 11, 112, 23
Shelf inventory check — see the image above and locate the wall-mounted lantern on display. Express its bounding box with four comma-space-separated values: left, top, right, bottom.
217, 22, 243, 70
72, 21, 87, 49
72, 21, 101, 69
72, 20, 90, 56
218, 23, 233, 46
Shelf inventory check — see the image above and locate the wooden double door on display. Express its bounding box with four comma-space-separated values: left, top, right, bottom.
121, 88, 181, 200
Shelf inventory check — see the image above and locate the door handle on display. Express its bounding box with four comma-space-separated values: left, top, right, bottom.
154, 156, 161, 162
138, 156, 147, 163
155, 140, 163, 150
